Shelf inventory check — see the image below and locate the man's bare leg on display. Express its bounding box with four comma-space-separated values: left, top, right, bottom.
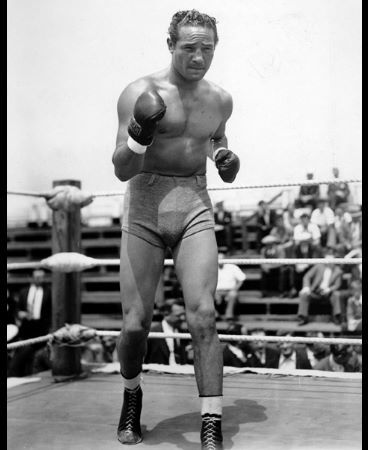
117, 231, 165, 444
173, 229, 223, 449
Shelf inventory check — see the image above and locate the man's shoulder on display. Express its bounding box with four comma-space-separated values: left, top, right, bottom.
204, 80, 232, 106
119, 70, 167, 99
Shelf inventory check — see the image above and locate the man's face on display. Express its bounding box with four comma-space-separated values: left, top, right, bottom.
33, 270, 45, 285
166, 304, 186, 328
168, 25, 215, 81
250, 331, 266, 352
280, 342, 294, 357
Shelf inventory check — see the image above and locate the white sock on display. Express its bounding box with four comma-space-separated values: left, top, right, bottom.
122, 372, 142, 391
201, 396, 223, 416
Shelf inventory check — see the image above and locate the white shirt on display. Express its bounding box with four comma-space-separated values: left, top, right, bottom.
278, 351, 297, 371
319, 267, 332, 291
26, 284, 44, 320
293, 223, 321, 242
217, 264, 246, 291
311, 207, 335, 228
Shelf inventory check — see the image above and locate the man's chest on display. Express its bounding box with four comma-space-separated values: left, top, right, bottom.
157, 90, 222, 138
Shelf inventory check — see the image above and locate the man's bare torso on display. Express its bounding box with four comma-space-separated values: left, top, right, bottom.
130, 68, 229, 176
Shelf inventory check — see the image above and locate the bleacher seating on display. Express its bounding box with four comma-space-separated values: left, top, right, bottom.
7, 218, 344, 334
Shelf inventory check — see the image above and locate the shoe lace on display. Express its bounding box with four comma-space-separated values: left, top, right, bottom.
124, 390, 138, 431
202, 417, 221, 450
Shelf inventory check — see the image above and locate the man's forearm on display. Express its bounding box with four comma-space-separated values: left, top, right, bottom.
112, 143, 145, 181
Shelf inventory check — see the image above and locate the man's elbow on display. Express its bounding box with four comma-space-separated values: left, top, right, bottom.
113, 166, 130, 182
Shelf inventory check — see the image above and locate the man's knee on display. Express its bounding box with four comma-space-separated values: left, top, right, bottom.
121, 312, 151, 342
186, 304, 217, 337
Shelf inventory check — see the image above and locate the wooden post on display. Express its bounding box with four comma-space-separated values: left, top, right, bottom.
51, 179, 82, 379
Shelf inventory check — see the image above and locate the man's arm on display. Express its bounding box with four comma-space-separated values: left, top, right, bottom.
112, 81, 166, 181
208, 93, 240, 183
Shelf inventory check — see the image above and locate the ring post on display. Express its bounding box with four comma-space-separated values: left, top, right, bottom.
51, 179, 83, 380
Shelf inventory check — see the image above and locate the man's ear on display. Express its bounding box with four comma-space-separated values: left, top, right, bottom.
167, 37, 174, 53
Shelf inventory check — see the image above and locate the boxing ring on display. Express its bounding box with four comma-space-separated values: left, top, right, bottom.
7, 177, 362, 450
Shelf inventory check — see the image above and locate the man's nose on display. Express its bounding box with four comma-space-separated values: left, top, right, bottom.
192, 49, 204, 63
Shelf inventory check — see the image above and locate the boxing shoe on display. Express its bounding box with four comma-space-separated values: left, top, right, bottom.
117, 386, 143, 445
201, 414, 223, 450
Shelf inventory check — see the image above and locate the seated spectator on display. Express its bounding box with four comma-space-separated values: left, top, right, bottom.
293, 212, 321, 256
327, 167, 350, 209
260, 235, 295, 298
144, 300, 187, 366
297, 248, 343, 325
270, 215, 296, 297
214, 200, 233, 254
295, 172, 320, 210
239, 328, 280, 368
304, 332, 330, 369
330, 251, 361, 331
255, 200, 278, 250
349, 209, 362, 250
222, 322, 249, 367
215, 253, 246, 320
314, 344, 361, 372
276, 332, 312, 371
8, 269, 52, 377
270, 214, 294, 253
329, 205, 353, 256
293, 212, 322, 288
346, 280, 362, 334
310, 198, 335, 248
282, 202, 299, 231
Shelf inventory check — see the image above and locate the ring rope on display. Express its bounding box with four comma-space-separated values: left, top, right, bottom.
7, 178, 362, 198
7, 329, 362, 351
6, 253, 363, 272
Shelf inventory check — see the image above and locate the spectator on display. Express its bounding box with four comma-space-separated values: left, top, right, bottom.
270, 215, 296, 297
7, 273, 19, 343
314, 344, 361, 372
144, 300, 187, 365
222, 322, 249, 367
329, 205, 353, 255
327, 167, 350, 209
304, 332, 330, 369
330, 251, 361, 331
255, 200, 278, 250
295, 172, 320, 210
269, 215, 294, 252
276, 332, 312, 371
282, 202, 299, 231
293, 212, 321, 255
215, 253, 246, 320
297, 248, 343, 325
346, 280, 362, 334
239, 328, 280, 368
214, 200, 233, 254
349, 209, 362, 250
260, 235, 293, 298
292, 212, 322, 289
7, 274, 19, 375
8, 269, 52, 376
310, 198, 335, 248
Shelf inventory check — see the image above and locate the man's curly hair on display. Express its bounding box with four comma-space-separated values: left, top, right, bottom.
168, 10, 219, 46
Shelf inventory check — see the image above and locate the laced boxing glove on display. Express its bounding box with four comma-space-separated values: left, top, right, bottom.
127, 90, 166, 153
214, 148, 240, 183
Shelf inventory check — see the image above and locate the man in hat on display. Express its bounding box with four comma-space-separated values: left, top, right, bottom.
297, 248, 343, 325
295, 172, 320, 210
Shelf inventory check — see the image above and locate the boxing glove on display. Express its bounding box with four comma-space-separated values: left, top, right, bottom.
214, 149, 240, 183
128, 90, 166, 147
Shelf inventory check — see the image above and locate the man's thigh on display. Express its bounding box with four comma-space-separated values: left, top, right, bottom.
173, 229, 218, 309
120, 231, 165, 316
